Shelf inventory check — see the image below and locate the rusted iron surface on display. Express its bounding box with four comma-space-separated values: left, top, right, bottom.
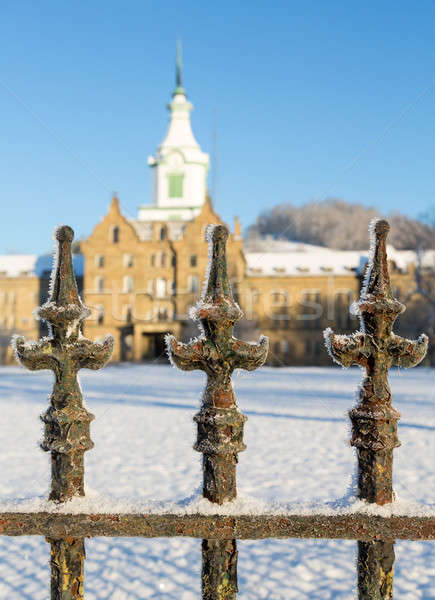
47, 537, 85, 600
168, 224, 268, 598
202, 539, 238, 600
13, 225, 113, 600
325, 219, 427, 504
168, 225, 268, 504
358, 540, 394, 600
14, 226, 113, 501
0, 512, 434, 540
324, 219, 428, 599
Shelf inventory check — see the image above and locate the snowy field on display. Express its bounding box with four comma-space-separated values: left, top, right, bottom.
0, 364, 433, 599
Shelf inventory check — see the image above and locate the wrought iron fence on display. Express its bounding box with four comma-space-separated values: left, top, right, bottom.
0, 220, 433, 599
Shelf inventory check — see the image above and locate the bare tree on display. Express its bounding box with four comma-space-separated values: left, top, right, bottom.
247, 199, 435, 251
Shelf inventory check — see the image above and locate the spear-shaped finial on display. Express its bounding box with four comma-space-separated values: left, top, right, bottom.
362, 219, 392, 299
14, 225, 114, 501
324, 218, 428, 599
38, 226, 90, 342
168, 224, 268, 416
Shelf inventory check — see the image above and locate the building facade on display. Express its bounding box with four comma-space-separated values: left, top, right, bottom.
1, 50, 432, 366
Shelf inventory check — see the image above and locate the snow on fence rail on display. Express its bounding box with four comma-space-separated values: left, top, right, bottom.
1, 220, 433, 600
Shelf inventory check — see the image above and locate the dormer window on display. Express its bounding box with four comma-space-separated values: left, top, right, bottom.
168, 174, 184, 198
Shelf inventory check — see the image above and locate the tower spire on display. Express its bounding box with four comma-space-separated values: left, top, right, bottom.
174, 39, 185, 96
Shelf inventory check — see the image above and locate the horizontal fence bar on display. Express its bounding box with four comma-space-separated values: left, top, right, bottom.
0, 512, 433, 541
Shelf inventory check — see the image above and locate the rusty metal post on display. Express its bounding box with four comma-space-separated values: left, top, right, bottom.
168, 224, 268, 600
14, 225, 113, 600
324, 219, 428, 600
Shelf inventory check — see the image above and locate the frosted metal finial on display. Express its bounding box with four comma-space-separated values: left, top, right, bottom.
167, 223, 268, 501
324, 217, 428, 598
14, 225, 114, 502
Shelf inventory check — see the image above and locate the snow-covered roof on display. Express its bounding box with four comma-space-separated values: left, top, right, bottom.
0, 254, 84, 278
245, 240, 435, 277
0, 255, 37, 277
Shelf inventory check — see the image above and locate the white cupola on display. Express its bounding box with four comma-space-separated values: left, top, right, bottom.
138, 42, 210, 222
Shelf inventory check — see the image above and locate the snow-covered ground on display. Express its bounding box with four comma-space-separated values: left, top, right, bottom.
0, 364, 433, 599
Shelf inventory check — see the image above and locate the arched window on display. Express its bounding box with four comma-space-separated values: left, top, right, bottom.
161, 252, 166, 267
156, 278, 166, 298
110, 225, 119, 244
160, 227, 166, 241
123, 276, 134, 293
95, 276, 104, 293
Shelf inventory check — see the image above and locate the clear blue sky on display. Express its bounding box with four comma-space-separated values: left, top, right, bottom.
1, 1, 434, 254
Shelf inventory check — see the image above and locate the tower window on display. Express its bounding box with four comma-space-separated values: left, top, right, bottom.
168, 174, 184, 198
95, 255, 105, 268
190, 255, 197, 267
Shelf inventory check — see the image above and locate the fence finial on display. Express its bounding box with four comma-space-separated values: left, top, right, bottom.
324, 217, 428, 599
168, 224, 268, 600
168, 224, 268, 416
14, 225, 114, 502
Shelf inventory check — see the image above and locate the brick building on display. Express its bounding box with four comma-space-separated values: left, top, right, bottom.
1, 50, 432, 366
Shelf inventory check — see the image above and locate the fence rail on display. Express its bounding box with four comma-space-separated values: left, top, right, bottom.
0, 511, 434, 541
1, 219, 432, 599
